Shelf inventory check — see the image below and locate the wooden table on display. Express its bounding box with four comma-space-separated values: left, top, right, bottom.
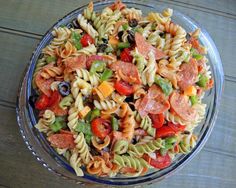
0, 0, 235, 187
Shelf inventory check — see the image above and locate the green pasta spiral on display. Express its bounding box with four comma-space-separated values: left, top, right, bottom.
128, 138, 164, 156
140, 116, 156, 137
113, 154, 149, 171
113, 140, 129, 155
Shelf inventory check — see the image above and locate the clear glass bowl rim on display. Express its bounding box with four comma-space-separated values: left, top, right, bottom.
16, 0, 224, 186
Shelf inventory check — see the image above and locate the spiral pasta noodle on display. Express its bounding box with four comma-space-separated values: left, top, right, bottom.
75, 68, 100, 86
128, 138, 164, 156
77, 14, 98, 39
35, 110, 55, 134
32, 1, 213, 178
140, 115, 156, 137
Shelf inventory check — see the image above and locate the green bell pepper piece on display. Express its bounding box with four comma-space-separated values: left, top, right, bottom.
154, 75, 173, 96
46, 56, 57, 63
90, 60, 106, 74
197, 74, 208, 88
111, 116, 119, 131
85, 108, 101, 122
190, 95, 198, 105
117, 42, 130, 49
101, 69, 113, 81
50, 117, 66, 132
122, 23, 129, 31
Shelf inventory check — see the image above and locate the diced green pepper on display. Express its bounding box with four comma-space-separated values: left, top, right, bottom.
72, 31, 82, 42
154, 75, 173, 96
74, 120, 93, 144
122, 23, 129, 31
105, 46, 114, 53
89, 60, 106, 74
165, 136, 177, 145
85, 108, 101, 122
111, 116, 119, 131
190, 95, 198, 105
197, 74, 208, 88
50, 117, 66, 132
117, 42, 130, 49
101, 69, 113, 81
46, 56, 57, 63
192, 53, 203, 60
72, 31, 82, 50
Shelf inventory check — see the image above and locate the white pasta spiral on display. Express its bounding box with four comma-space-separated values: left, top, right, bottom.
70, 149, 83, 176
94, 100, 117, 110
74, 132, 93, 164
35, 110, 55, 134
77, 14, 98, 38
75, 68, 100, 86
141, 51, 157, 86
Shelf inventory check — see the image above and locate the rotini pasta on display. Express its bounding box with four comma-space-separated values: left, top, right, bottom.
32, 0, 213, 178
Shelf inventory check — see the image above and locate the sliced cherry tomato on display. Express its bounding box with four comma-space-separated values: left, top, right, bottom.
143, 154, 151, 164
120, 48, 133, 62
150, 153, 171, 169
35, 94, 50, 110
150, 113, 165, 128
48, 90, 61, 107
47, 133, 75, 149
167, 121, 185, 132
91, 118, 112, 139
114, 80, 134, 96
156, 126, 175, 138
80, 34, 94, 47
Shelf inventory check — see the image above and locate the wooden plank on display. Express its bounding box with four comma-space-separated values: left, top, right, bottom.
0, 0, 235, 76
0, 106, 235, 188
0, 32, 39, 104
165, 0, 236, 16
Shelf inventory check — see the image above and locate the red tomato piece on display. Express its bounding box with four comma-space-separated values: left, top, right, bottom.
150, 153, 171, 169
150, 113, 165, 128
114, 80, 134, 96
120, 48, 133, 62
35, 94, 50, 110
156, 126, 176, 138
80, 34, 94, 47
91, 118, 112, 139
48, 91, 68, 116
47, 133, 75, 149
109, 0, 126, 10
48, 91, 60, 107
142, 154, 151, 164
167, 121, 185, 132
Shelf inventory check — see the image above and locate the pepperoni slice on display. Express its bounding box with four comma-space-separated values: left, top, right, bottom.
35, 64, 54, 97
170, 91, 197, 121
110, 61, 141, 84
86, 55, 104, 69
135, 32, 166, 60
135, 85, 170, 117
177, 58, 198, 90
47, 133, 75, 149
64, 54, 87, 73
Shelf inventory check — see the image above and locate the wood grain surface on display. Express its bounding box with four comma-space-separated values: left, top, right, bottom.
0, 0, 235, 188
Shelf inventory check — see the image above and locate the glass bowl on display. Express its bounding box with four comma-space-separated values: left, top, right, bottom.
16, 0, 224, 186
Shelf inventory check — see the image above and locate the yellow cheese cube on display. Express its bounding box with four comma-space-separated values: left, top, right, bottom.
79, 106, 91, 118
97, 81, 114, 99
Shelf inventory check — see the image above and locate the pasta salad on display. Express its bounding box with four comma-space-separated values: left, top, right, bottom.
31, 0, 214, 177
